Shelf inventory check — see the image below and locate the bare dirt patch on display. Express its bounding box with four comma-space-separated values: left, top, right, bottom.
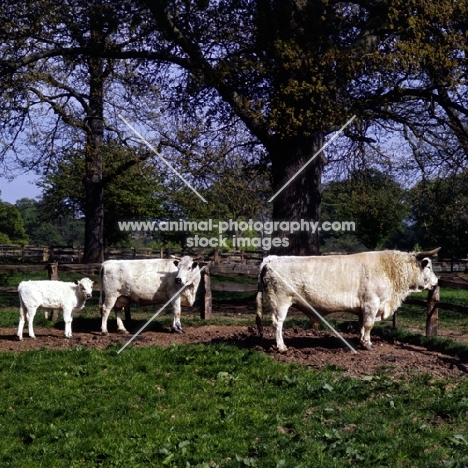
2, 320, 467, 380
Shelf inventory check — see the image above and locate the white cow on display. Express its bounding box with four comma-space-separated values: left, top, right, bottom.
17, 278, 95, 340
99, 256, 201, 335
256, 249, 440, 351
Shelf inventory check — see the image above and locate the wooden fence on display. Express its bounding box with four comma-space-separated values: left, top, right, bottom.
402, 277, 468, 336
0, 244, 264, 264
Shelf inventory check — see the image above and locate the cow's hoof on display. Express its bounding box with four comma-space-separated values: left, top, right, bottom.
361, 343, 374, 351
117, 329, 129, 335
101, 331, 109, 337
171, 326, 184, 334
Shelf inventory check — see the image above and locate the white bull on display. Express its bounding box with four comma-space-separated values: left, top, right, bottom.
17, 278, 95, 340
256, 249, 440, 351
99, 256, 201, 335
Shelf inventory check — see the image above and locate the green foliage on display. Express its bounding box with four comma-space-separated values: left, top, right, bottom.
408, 174, 468, 258
322, 169, 407, 250
0, 200, 28, 245
38, 141, 171, 247
15, 198, 83, 247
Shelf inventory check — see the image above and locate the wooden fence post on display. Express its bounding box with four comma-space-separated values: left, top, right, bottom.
45, 262, 59, 281
200, 263, 212, 319
426, 285, 440, 337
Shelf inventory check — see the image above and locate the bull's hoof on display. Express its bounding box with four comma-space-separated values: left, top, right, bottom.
117, 329, 130, 335
171, 326, 185, 334
361, 343, 374, 351
101, 331, 109, 337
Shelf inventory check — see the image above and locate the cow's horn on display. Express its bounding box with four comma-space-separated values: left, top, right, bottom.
415, 247, 441, 260
170, 255, 181, 260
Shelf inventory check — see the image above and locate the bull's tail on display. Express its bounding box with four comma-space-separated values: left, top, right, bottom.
99, 265, 104, 318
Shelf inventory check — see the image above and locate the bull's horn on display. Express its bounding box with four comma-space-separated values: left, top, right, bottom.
170, 255, 181, 260
415, 247, 441, 260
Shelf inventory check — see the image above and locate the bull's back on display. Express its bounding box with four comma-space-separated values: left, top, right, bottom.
260, 253, 388, 313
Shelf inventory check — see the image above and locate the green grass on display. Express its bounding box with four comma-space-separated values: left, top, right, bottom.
0, 344, 467, 467
1, 273, 468, 466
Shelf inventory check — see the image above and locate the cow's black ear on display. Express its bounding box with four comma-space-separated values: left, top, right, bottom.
74, 280, 79, 285
173, 261, 179, 267
421, 259, 429, 268
192, 262, 198, 269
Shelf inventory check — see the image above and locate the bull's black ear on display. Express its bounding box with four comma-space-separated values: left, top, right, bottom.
192, 262, 198, 269
74, 280, 79, 285
173, 261, 179, 267
421, 259, 429, 268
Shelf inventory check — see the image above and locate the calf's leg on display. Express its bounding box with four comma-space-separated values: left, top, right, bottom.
26, 307, 37, 340
63, 308, 73, 338
17, 301, 26, 341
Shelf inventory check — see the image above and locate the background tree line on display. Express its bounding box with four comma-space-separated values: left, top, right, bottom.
2, 165, 468, 259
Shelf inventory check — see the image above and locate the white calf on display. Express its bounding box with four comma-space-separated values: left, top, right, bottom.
17, 278, 95, 340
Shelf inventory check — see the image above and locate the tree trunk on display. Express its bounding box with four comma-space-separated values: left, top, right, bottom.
83, 29, 105, 263
269, 134, 325, 255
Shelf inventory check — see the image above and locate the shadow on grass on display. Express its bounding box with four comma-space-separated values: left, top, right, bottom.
53, 316, 174, 335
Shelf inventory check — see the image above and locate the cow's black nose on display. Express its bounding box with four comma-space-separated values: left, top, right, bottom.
175, 278, 182, 284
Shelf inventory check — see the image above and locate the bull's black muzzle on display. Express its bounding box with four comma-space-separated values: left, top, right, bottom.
175, 278, 182, 284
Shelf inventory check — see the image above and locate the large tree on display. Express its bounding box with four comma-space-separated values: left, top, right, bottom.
125, 0, 468, 254
0, 0, 158, 261
37, 141, 170, 247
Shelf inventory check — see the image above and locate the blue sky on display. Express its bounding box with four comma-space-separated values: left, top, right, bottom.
0, 173, 41, 204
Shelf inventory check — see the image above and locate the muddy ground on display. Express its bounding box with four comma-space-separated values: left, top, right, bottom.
2, 306, 468, 380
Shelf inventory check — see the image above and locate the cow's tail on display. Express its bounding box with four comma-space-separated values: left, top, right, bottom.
256, 263, 267, 338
